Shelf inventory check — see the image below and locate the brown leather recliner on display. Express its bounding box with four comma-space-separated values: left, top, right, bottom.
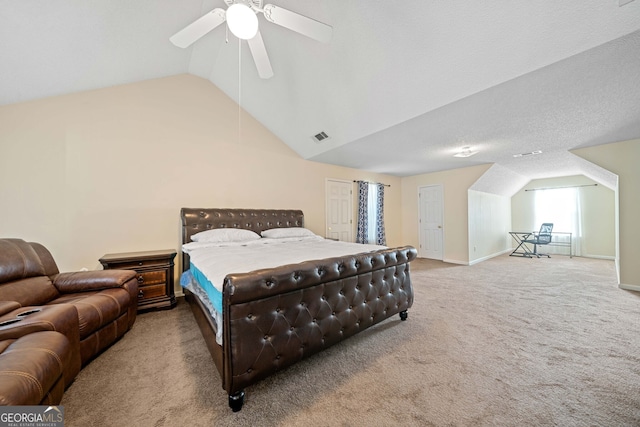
0, 238, 139, 405
0, 302, 74, 405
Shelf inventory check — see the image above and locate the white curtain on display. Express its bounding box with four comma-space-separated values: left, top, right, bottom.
534, 187, 582, 256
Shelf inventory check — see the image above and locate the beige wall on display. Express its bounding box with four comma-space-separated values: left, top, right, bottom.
511, 175, 615, 258
1, 74, 636, 288
572, 139, 640, 289
0, 74, 402, 274
468, 190, 511, 263
400, 164, 491, 264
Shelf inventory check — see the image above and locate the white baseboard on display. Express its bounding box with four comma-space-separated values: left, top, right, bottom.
619, 283, 640, 292
432, 249, 613, 266
581, 254, 616, 260
442, 258, 468, 265
442, 248, 513, 266
469, 249, 512, 265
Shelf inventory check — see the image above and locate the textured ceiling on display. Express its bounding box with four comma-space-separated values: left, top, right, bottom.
1, 1, 639, 196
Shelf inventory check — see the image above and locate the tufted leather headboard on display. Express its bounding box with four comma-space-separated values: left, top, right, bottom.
180, 208, 304, 271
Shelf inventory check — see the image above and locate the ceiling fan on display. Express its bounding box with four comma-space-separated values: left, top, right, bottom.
170, 0, 333, 79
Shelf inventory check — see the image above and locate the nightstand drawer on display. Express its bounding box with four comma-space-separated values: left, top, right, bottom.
137, 270, 167, 286
112, 259, 166, 269
139, 284, 168, 300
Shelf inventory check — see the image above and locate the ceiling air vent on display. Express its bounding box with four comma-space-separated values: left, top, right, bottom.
312, 131, 330, 143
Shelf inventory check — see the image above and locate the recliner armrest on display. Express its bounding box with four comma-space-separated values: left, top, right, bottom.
0, 301, 22, 317
52, 270, 136, 293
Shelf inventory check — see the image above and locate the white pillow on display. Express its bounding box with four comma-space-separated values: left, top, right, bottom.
261, 227, 317, 239
191, 228, 261, 243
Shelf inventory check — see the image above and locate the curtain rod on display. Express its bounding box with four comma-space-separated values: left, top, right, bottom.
353, 180, 390, 187
525, 183, 598, 192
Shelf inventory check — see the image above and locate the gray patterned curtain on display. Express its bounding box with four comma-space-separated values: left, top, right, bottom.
375, 183, 386, 245
356, 181, 368, 243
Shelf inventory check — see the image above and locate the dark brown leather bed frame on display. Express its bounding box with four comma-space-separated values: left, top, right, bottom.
180, 208, 417, 411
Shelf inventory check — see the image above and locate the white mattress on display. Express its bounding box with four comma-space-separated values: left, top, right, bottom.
183, 236, 386, 293
181, 236, 386, 345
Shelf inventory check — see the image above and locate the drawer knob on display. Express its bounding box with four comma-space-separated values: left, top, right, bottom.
138, 262, 143, 266
137, 276, 144, 284
138, 290, 144, 298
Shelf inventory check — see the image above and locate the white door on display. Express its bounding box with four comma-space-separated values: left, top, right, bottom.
419, 185, 443, 260
325, 179, 353, 241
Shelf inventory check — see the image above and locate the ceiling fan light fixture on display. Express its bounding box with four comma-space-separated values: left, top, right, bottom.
226, 3, 259, 40
170, 2, 332, 78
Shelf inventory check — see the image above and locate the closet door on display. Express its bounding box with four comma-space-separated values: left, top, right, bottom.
419, 184, 443, 260
326, 179, 353, 242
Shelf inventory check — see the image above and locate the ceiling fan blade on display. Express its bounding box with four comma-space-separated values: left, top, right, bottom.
247, 30, 274, 79
262, 4, 332, 43
170, 8, 226, 48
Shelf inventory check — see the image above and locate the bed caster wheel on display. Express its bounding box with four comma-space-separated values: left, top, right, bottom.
399, 310, 408, 321
229, 390, 245, 412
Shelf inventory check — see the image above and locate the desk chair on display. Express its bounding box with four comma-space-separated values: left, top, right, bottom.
523, 223, 553, 258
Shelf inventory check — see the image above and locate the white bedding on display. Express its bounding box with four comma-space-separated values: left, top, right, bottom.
183, 236, 386, 293
182, 236, 386, 345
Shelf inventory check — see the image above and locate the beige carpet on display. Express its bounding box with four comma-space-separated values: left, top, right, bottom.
61, 255, 640, 426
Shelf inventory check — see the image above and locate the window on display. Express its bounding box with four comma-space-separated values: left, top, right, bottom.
355, 181, 386, 245
367, 183, 378, 243
534, 187, 581, 255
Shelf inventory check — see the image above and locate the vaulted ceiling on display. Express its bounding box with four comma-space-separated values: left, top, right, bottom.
2, 1, 639, 195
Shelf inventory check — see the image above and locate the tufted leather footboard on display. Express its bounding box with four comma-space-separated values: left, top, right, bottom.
220, 246, 417, 407
180, 208, 417, 411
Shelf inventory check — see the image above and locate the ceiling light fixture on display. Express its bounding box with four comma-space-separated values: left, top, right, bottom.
226, 3, 259, 40
513, 150, 542, 158
453, 146, 478, 158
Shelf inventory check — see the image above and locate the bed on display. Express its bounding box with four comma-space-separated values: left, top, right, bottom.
180, 208, 417, 411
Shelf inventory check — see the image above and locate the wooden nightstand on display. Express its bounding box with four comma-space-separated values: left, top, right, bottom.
99, 249, 177, 312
